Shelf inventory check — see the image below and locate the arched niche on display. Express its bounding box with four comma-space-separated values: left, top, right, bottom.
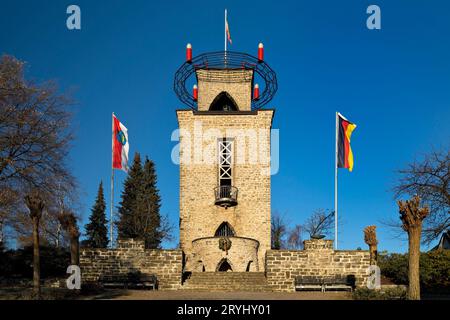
214, 222, 236, 237
209, 91, 239, 111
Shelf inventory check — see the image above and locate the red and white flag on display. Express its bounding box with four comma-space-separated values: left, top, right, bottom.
225, 11, 232, 45
112, 114, 129, 172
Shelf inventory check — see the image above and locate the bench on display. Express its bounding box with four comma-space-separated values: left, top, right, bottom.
99, 273, 158, 290
323, 275, 355, 292
295, 275, 356, 292
295, 276, 325, 292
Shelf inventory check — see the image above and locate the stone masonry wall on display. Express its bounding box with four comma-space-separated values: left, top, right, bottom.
191, 236, 259, 272
80, 239, 182, 290
196, 69, 253, 111
177, 109, 274, 272
266, 240, 370, 292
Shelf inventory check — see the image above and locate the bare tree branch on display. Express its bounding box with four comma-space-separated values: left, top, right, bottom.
303, 209, 335, 238
393, 149, 449, 244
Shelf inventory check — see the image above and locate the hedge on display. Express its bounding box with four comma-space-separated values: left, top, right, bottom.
378, 250, 450, 293
0, 245, 70, 279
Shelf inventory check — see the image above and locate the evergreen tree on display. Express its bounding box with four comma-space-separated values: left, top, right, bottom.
117, 153, 165, 248
85, 181, 108, 248
136, 157, 162, 248
117, 152, 143, 239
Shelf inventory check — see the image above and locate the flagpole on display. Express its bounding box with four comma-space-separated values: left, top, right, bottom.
111, 112, 115, 248
224, 9, 227, 52
335, 112, 338, 250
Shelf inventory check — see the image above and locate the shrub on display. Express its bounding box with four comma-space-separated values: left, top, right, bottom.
378, 250, 450, 293
0, 246, 70, 279
353, 287, 407, 300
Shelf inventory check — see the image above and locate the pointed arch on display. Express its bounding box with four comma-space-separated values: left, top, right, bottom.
216, 258, 233, 272
209, 91, 239, 111
214, 222, 236, 237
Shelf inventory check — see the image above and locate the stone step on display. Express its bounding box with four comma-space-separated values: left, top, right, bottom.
186, 277, 266, 283
181, 287, 272, 291
186, 278, 267, 282
186, 279, 266, 284
181, 272, 272, 292
187, 272, 266, 278
182, 285, 271, 290
181, 288, 272, 292
186, 283, 268, 287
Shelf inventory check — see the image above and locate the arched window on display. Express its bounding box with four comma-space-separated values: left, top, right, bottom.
214, 222, 236, 237
209, 92, 239, 111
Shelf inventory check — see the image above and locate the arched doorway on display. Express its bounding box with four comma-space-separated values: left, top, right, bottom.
216, 258, 233, 272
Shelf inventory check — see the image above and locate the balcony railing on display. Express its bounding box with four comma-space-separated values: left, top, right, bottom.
214, 185, 238, 208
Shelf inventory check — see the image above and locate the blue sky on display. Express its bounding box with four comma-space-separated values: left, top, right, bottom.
1, 0, 449, 252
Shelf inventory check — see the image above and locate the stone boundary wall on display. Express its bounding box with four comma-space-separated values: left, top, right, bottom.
266, 240, 370, 292
80, 239, 182, 290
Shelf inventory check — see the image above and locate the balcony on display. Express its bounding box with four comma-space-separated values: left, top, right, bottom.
214, 185, 238, 208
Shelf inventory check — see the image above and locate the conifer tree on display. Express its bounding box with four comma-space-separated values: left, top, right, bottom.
137, 157, 162, 248
85, 181, 108, 248
117, 152, 143, 239
117, 153, 167, 248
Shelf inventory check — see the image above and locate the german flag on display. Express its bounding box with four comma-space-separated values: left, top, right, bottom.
337, 113, 357, 172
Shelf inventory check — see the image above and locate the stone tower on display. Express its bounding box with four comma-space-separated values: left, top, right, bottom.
174, 48, 277, 273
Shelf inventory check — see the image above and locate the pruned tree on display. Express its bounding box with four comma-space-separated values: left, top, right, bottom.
303, 209, 335, 239
58, 210, 80, 265
271, 212, 287, 249
364, 225, 378, 265
24, 191, 45, 297
398, 195, 430, 300
394, 149, 449, 244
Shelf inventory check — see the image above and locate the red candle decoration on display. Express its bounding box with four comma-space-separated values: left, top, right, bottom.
193, 84, 198, 101
258, 43, 264, 62
253, 84, 260, 100
186, 43, 192, 63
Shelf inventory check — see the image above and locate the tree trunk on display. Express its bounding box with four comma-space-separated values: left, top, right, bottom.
0, 218, 4, 244
32, 216, 41, 297
369, 244, 378, 265
70, 234, 79, 266
408, 226, 422, 300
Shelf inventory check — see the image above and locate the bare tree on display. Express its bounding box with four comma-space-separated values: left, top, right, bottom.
398, 196, 429, 300
303, 209, 335, 239
286, 225, 303, 249
0, 187, 18, 245
58, 210, 80, 266
363, 225, 378, 265
8, 194, 71, 248
394, 149, 449, 244
0, 55, 77, 247
0, 55, 75, 193
24, 191, 45, 298
271, 212, 287, 249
